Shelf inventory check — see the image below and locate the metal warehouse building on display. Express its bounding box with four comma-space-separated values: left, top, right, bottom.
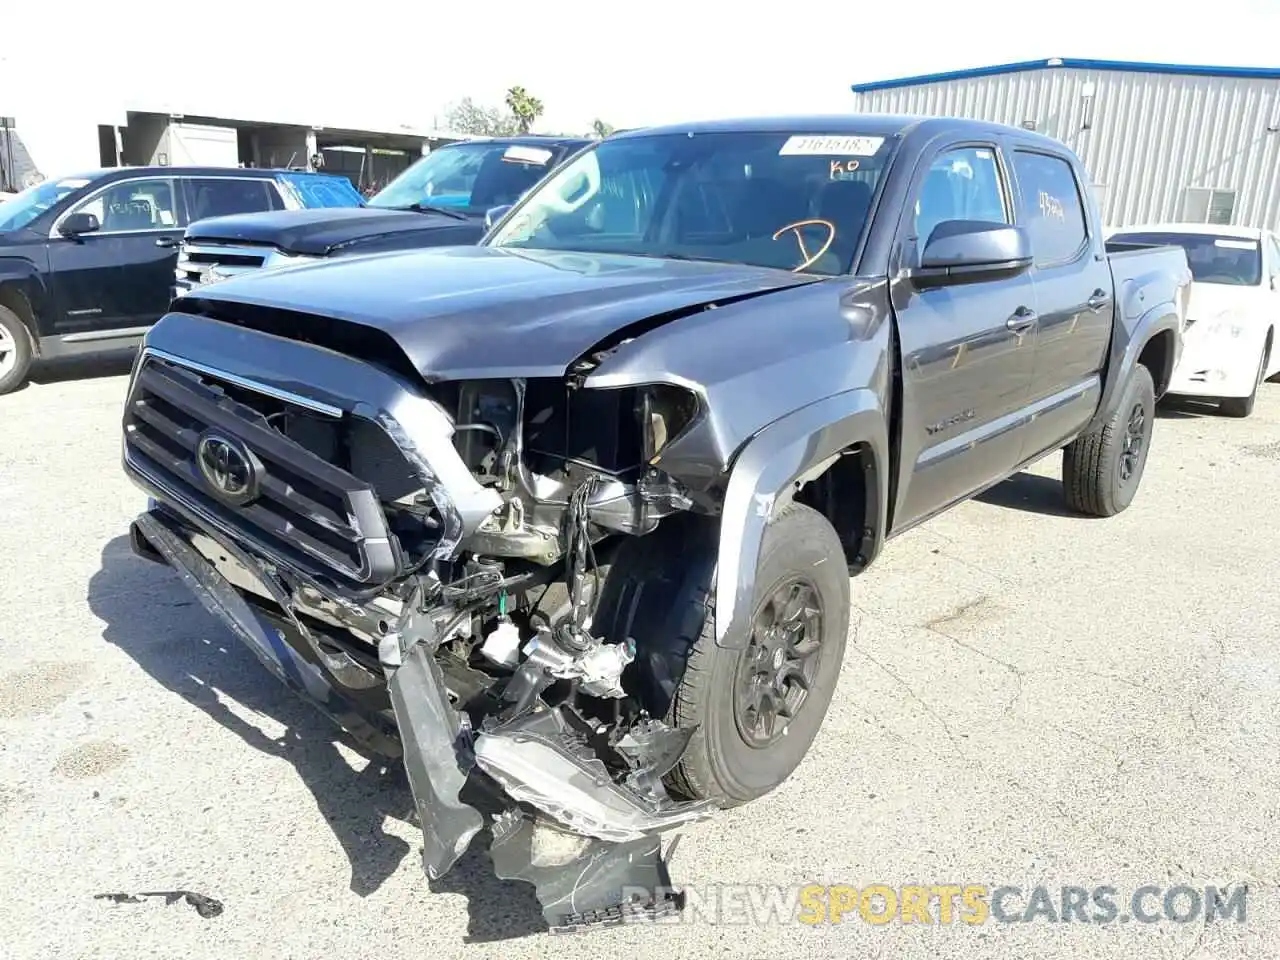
851, 58, 1280, 231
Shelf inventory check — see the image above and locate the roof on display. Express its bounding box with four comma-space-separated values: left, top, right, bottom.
1109, 222, 1268, 239
615, 114, 921, 139
851, 57, 1280, 94
609, 113, 1066, 149
59, 165, 338, 182
446, 134, 591, 147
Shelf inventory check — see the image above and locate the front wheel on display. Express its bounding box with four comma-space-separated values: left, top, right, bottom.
1063, 363, 1156, 517
598, 503, 851, 807
0, 304, 34, 396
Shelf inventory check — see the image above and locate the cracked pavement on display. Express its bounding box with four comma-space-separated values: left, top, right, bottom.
1, 359, 1278, 960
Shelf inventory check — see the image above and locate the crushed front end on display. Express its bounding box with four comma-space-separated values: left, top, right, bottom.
121, 312, 714, 931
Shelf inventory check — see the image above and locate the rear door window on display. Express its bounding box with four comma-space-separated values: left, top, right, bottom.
1012, 151, 1089, 264
184, 178, 284, 222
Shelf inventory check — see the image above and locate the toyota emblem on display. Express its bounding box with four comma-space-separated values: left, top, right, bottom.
196, 432, 260, 506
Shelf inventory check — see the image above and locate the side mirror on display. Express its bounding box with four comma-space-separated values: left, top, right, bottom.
59, 212, 101, 238
484, 204, 513, 231
910, 220, 1032, 287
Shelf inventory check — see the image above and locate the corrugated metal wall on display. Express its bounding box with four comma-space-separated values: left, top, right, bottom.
853, 67, 1280, 230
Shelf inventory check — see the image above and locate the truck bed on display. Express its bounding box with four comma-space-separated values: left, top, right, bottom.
1106, 240, 1192, 301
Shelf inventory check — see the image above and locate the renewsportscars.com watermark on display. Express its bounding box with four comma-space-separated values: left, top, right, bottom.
613, 883, 1249, 926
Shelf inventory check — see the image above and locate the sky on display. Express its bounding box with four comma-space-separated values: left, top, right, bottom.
4, 0, 1280, 140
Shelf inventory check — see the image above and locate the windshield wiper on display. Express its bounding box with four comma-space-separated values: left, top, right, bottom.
658, 252, 736, 265
400, 202, 470, 221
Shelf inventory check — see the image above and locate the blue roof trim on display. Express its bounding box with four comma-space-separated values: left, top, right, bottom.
850, 57, 1280, 93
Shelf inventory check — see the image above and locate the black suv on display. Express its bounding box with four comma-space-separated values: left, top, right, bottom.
0, 166, 362, 394
174, 136, 591, 290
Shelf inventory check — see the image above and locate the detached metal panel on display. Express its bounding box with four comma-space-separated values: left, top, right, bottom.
167, 122, 239, 167
852, 63, 1280, 231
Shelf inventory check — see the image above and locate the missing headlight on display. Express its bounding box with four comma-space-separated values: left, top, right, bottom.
638, 384, 701, 464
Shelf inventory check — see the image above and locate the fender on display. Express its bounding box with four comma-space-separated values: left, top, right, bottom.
0, 257, 53, 342
1087, 293, 1182, 434
713, 388, 889, 649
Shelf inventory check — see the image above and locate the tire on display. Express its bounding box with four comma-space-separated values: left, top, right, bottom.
1062, 363, 1156, 517
597, 502, 850, 807
0, 304, 34, 396
1220, 344, 1269, 418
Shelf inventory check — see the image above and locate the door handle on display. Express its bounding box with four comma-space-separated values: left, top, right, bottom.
155, 236, 178, 248
1086, 288, 1111, 311
1006, 307, 1037, 332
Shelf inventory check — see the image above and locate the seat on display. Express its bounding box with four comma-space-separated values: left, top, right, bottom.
732, 176, 821, 270
915, 169, 959, 247
737, 177, 807, 238
816, 179, 873, 268
191, 186, 219, 221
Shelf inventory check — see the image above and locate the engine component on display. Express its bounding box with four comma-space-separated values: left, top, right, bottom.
480, 617, 523, 668
523, 628, 635, 699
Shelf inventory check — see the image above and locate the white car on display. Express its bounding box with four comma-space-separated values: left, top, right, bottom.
1108, 223, 1280, 417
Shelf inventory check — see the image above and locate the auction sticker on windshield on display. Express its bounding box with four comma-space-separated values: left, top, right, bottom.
780, 135, 885, 157
503, 145, 554, 165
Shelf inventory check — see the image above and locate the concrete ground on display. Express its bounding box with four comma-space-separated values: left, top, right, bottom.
2, 358, 1278, 960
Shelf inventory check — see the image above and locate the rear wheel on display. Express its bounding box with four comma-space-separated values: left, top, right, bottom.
1062, 363, 1155, 517
1221, 344, 1269, 418
0, 304, 34, 396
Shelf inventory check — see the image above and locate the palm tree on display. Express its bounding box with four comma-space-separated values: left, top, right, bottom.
505, 86, 545, 134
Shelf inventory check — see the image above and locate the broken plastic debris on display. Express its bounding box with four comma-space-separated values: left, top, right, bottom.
94, 890, 224, 918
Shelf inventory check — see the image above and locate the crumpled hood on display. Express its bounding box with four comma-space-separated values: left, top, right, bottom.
183, 206, 483, 256
178, 245, 823, 380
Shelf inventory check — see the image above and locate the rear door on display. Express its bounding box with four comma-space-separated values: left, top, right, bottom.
1009, 147, 1114, 461
46, 176, 186, 336
891, 140, 1039, 530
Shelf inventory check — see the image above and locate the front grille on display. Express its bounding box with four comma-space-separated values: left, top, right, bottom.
176, 241, 270, 288
123, 355, 407, 587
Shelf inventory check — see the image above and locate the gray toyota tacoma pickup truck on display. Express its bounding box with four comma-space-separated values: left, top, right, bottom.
120, 115, 1189, 932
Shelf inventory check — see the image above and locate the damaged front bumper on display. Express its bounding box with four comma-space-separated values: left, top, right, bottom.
129, 506, 711, 931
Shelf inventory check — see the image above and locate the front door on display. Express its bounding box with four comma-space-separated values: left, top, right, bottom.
46, 176, 185, 337
891, 142, 1039, 531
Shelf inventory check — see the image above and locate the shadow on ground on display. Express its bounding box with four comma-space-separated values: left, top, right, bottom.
88, 534, 544, 943
975, 470, 1082, 518
1156, 397, 1222, 419
29, 351, 136, 387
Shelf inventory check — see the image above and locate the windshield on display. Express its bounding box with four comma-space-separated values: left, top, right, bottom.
1111, 231, 1263, 286
485, 131, 894, 275
276, 172, 365, 209
367, 141, 562, 215
0, 175, 94, 232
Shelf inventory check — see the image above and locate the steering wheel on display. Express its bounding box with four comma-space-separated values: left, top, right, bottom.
772, 219, 836, 272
